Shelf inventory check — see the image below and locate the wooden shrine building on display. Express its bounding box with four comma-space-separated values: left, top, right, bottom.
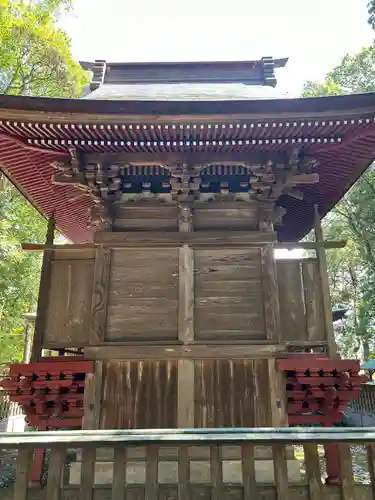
0, 57, 372, 487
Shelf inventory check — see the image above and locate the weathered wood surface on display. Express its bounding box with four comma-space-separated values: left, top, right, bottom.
6, 428, 375, 500
314, 205, 338, 357
44, 259, 94, 346
193, 206, 258, 231
100, 361, 177, 429
94, 230, 276, 247
178, 245, 194, 343
3, 486, 375, 500
261, 245, 281, 342
194, 249, 265, 341
99, 359, 273, 430
113, 205, 179, 232
90, 247, 111, 344
82, 360, 103, 430
31, 216, 55, 362
277, 259, 325, 343
106, 249, 178, 341
194, 360, 272, 427
84, 343, 283, 360
302, 260, 325, 341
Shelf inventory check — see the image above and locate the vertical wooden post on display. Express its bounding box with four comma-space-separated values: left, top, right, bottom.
30, 214, 55, 362
82, 361, 103, 430
314, 205, 337, 359
178, 205, 195, 428
268, 358, 287, 427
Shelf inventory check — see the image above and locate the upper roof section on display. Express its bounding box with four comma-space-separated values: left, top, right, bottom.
80, 57, 288, 95
1, 90, 375, 243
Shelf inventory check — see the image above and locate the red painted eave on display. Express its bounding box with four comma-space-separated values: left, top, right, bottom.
2, 92, 375, 242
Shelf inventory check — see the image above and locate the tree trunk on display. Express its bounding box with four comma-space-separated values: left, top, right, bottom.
363, 339, 370, 361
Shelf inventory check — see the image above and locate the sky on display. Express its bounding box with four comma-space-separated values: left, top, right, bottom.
61, 0, 375, 97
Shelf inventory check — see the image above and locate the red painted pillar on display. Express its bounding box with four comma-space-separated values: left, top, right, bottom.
29, 420, 47, 486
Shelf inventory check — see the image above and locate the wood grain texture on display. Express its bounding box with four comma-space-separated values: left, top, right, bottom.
82, 361, 103, 430
13, 448, 33, 500
85, 343, 284, 360
277, 260, 305, 342
177, 360, 195, 428
314, 206, 338, 357
261, 245, 281, 342
195, 249, 265, 341
31, 216, 55, 361
100, 361, 177, 429
44, 259, 94, 346
114, 205, 178, 232
268, 358, 287, 427
210, 445, 223, 500
178, 446, 190, 500
106, 249, 178, 341
46, 446, 65, 500
112, 444, 127, 500
194, 360, 271, 427
337, 443, 355, 500
194, 206, 258, 231
304, 444, 322, 500
178, 245, 194, 343
302, 260, 325, 341
90, 247, 111, 344
79, 445, 96, 500
241, 444, 256, 500
272, 444, 289, 500
94, 230, 276, 247
145, 445, 159, 500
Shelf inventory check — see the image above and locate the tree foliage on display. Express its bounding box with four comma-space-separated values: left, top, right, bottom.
0, 1, 85, 365
302, 45, 375, 359
0, 0, 88, 96
368, 0, 375, 30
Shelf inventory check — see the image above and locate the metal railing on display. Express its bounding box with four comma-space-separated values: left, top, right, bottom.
1, 428, 375, 499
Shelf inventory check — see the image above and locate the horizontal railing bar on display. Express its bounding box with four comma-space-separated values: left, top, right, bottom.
1, 428, 375, 448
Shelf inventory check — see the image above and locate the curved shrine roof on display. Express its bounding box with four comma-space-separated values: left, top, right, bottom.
0, 91, 375, 243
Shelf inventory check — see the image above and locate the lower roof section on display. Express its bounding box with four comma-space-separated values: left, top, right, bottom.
1, 92, 375, 242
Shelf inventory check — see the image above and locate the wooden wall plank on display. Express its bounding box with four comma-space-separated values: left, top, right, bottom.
94, 230, 276, 247
106, 249, 178, 341
44, 260, 94, 346
261, 245, 282, 342
277, 261, 306, 342
90, 247, 111, 344
85, 344, 283, 360
302, 260, 325, 341
194, 360, 271, 427
101, 361, 177, 429
195, 249, 265, 341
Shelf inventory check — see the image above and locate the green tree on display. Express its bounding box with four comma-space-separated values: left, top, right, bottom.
0, 0, 87, 96
302, 45, 375, 359
0, 0, 86, 365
